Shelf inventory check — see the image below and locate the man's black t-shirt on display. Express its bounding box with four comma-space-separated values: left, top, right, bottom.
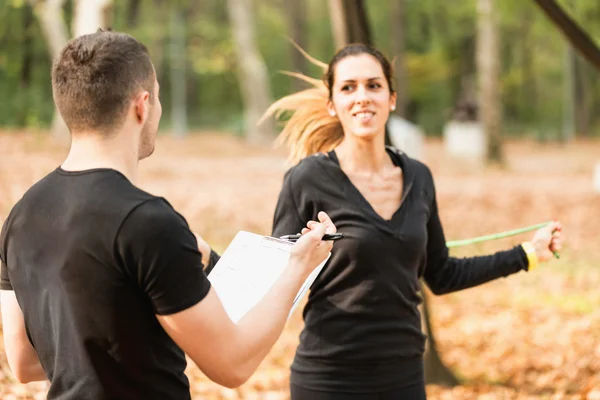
0, 167, 211, 400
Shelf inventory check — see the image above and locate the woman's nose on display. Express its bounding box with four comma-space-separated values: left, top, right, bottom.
354, 85, 370, 104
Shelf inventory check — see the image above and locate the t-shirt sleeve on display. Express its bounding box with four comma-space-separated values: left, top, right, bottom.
0, 217, 13, 290
115, 199, 211, 315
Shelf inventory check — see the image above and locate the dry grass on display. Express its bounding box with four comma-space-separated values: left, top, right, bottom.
1, 130, 600, 399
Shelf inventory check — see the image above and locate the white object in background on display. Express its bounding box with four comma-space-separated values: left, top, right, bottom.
387, 115, 425, 160
208, 231, 330, 323
443, 120, 487, 160
594, 162, 600, 193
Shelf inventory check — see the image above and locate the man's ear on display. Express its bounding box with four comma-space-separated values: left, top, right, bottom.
134, 91, 150, 124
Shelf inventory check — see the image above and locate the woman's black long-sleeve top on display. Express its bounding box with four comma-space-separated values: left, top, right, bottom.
271, 147, 530, 393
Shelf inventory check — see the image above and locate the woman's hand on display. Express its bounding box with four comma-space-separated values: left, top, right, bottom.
531, 221, 563, 263
193, 232, 212, 268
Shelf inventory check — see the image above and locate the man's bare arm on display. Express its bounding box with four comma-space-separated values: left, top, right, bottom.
159, 212, 335, 388
1, 290, 47, 383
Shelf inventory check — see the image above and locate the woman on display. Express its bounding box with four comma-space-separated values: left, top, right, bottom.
265, 43, 562, 399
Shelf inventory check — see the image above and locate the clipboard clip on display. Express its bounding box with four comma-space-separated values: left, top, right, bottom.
260, 236, 295, 252
279, 233, 345, 243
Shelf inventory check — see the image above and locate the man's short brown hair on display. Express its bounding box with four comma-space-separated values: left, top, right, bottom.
52, 30, 155, 134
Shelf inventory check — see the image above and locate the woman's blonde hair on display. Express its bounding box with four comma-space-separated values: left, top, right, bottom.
259, 42, 395, 165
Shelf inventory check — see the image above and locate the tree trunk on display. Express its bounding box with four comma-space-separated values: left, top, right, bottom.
73, 0, 112, 37
328, 0, 347, 50
476, 0, 503, 163
18, 4, 35, 126
390, 0, 407, 118
421, 288, 459, 386
284, 0, 307, 91
562, 44, 576, 143
226, 0, 275, 144
520, 6, 537, 130
344, 0, 370, 44
327, 0, 370, 48
149, 0, 168, 79
449, 34, 478, 123
169, 5, 187, 138
103, 2, 114, 29
126, 0, 142, 28
31, 0, 70, 141
574, 55, 592, 137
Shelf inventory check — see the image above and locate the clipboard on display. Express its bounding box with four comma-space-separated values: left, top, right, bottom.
207, 231, 330, 323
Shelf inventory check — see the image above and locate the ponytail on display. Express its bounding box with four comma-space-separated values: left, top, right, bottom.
259, 47, 343, 165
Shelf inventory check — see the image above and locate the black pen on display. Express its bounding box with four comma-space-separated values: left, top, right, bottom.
280, 233, 345, 242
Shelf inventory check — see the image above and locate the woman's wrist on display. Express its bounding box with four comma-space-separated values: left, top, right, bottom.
193, 232, 212, 267
521, 241, 539, 271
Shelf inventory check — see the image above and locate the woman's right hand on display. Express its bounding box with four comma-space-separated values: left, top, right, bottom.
290, 212, 337, 277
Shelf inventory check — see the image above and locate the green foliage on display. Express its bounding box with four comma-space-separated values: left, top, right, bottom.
0, 3, 53, 127
0, 0, 598, 136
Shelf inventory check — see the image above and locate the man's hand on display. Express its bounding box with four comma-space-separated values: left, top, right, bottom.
290, 212, 336, 277
300, 211, 337, 237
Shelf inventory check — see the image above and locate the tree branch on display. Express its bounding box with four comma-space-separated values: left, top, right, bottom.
533, 0, 600, 71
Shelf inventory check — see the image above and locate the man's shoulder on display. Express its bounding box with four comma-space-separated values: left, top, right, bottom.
1, 169, 59, 227
12, 168, 166, 233
21, 167, 155, 200
125, 197, 178, 223
15, 168, 60, 201
119, 197, 186, 242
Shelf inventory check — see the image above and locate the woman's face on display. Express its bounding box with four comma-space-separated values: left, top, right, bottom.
327, 54, 396, 141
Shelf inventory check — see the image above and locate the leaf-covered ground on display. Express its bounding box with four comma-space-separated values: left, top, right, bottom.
1, 131, 599, 399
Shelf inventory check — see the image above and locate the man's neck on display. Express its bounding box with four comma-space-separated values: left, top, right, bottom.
61, 132, 139, 184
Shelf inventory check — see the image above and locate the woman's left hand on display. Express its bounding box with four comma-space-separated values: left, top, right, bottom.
193, 232, 212, 268
531, 221, 563, 262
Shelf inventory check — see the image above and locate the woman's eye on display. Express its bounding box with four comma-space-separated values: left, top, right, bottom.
369, 83, 382, 89
341, 85, 352, 91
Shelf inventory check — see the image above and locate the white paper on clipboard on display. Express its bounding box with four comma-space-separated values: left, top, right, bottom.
207, 231, 330, 323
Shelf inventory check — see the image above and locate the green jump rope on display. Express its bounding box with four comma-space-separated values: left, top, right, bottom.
446, 221, 560, 259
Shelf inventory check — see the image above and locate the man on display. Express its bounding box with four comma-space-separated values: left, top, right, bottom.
0, 31, 335, 399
